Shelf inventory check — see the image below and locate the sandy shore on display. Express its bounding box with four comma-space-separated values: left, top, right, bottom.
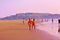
0, 20, 59, 40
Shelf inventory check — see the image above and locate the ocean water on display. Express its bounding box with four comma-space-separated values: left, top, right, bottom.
36, 19, 60, 38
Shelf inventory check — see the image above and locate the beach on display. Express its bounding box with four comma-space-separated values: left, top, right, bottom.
0, 20, 59, 40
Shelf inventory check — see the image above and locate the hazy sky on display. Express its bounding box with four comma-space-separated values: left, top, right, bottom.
0, 0, 60, 18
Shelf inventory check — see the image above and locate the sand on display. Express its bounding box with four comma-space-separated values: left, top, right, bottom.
0, 20, 59, 40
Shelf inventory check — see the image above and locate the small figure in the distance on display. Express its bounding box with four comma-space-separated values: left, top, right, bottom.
58, 19, 60, 32
52, 19, 53, 23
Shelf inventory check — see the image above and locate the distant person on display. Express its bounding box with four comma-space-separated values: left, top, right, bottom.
58, 19, 60, 32
41, 19, 43, 22
58, 19, 60, 23
23, 19, 24, 24
45, 19, 48, 22
52, 19, 53, 23
46, 19, 48, 22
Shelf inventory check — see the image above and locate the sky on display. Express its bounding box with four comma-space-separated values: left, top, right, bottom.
0, 0, 60, 18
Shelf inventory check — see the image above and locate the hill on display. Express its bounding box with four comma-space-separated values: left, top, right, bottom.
0, 13, 60, 20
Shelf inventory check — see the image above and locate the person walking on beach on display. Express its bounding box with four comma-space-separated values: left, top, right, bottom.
58, 19, 60, 23
28, 18, 33, 30
28, 18, 36, 30
58, 19, 60, 32
32, 19, 35, 29
52, 19, 53, 23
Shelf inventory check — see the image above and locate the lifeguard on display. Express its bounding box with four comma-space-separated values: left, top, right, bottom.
28, 18, 35, 30
32, 19, 35, 29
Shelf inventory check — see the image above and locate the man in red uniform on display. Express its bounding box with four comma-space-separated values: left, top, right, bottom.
32, 19, 35, 29
28, 18, 35, 30
28, 18, 33, 30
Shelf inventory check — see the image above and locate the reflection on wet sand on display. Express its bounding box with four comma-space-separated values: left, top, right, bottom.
36, 19, 60, 38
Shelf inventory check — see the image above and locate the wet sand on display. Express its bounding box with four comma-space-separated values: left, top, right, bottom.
0, 20, 59, 40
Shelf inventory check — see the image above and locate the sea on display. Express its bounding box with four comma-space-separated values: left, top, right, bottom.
36, 19, 60, 38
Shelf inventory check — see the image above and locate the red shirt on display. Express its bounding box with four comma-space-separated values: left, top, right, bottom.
28, 21, 35, 26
